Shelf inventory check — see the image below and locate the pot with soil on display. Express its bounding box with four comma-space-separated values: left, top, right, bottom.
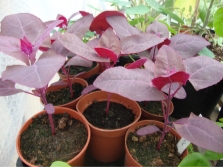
76, 90, 141, 163
16, 106, 91, 167
44, 78, 88, 109
138, 100, 174, 121
58, 61, 99, 80
124, 120, 188, 167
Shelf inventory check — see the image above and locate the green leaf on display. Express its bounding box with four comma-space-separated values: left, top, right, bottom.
164, 0, 174, 9
129, 17, 145, 26
178, 152, 211, 167
160, 8, 184, 24
198, 0, 207, 23
145, 0, 163, 12
85, 31, 95, 38
158, 20, 177, 34
51, 161, 71, 167
216, 122, 223, 127
198, 47, 215, 58
219, 118, 223, 123
101, 0, 131, 7
125, 5, 150, 15
214, 7, 223, 37
204, 150, 223, 160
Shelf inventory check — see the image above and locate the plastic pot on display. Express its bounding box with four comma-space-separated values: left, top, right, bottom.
76, 90, 141, 163
16, 106, 91, 167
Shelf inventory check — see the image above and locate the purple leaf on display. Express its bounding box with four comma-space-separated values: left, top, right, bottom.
90, 11, 125, 35
68, 12, 81, 22
2, 50, 66, 88
32, 90, 41, 96
58, 33, 110, 62
184, 56, 223, 91
138, 50, 152, 59
44, 103, 55, 114
152, 71, 190, 90
1, 13, 46, 44
121, 33, 165, 54
173, 113, 223, 153
50, 80, 67, 87
87, 38, 99, 49
56, 14, 68, 28
98, 28, 121, 56
0, 79, 23, 96
65, 56, 93, 67
161, 83, 186, 99
51, 39, 70, 57
144, 58, 155, 72
94, 47, 118, 63
106, 16, 142, 39
170, 34, 210, 59
126, 58, 147, 69
79, 11, 91, 17
136, 125, 161, 136
0, 36, 29, 65
154, 45, 186, 77
81, 84, 98, 95
67, 14, 94, 39
146, 20, 169, 38
94, 67, 165, 101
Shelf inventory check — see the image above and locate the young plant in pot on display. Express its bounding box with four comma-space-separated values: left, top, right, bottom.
0, 13, 91, 166
93, 45, 223, 166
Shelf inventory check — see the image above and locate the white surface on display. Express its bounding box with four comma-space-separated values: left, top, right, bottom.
0, 0, 113, 166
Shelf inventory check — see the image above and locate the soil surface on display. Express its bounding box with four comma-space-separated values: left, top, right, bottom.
59, 62, 96, 76
127, 124, 183, 166
46, 83, 85, 105
138, 101, 163, 116
83, 101, 135, 129
207, 43, 223, 62
20, 113, 87, 166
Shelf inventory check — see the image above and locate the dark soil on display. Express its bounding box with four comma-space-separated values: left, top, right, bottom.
207, 43, 223, 62
83, 101, 135, 129
138, 101, 163, 116
46, 83, 85, 105
59, 62, 97, 76
127, 124, 183, 167
20, 113, 88, 166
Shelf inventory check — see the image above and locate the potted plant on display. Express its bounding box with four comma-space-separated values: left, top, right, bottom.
0, 13, 91, 166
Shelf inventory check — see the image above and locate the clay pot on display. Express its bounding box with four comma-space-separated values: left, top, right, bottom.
58, 62, 99, 80
16, 106, 91, 167
124, 120, 188, 166
140, 100, 174, 121
44, 78, 88, 109
76, 90, 141, 163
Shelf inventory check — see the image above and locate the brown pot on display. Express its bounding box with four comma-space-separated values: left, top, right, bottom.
76, 90, 141, 163
124, 120, 188, 166
140, 100, 174, 121
58, 61, 99, 80
44, 78, 88, 110
16, 106, 91, 167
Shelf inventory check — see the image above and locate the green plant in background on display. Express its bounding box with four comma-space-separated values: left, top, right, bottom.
50, 161, 71, 167
178, 118, 223, 167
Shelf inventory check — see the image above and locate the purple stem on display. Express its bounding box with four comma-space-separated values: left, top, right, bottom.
105, 92, 111, 114
63, 66, 73, 98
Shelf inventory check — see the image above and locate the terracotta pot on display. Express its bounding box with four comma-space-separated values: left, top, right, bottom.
58, 61, 99, 80
44, 78, 88, 109
76, 90, 141, 163
140, 100, 174, 121
124, 120, 188, 166
16, 106, 91, 167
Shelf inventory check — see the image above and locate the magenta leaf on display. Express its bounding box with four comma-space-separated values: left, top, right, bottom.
121, 33, 165, 54
152, 71, 190, 90
58, 33, 110, 62
0, 79, 23, 96
94, 47, 118, 63
154, 45, 186, 77
136, 125, 161, 136
1, 13, 46, 44
2, 50, 66, 88
79, 11, 90, 17
0, 36, 29, 65
81, 84, 98, 95
169, 34, 210, 59
106, 16, 142, 39
173, 113, 223, 153
56, 14, 68, 28
184, 56, 223, 91
156, 38, 171, 50
146, 20, 169, 38
94, 67, 165, 101
20, 36, 33, 56
44, 103, 55, 114
90, 11, 125, 35
67, 14, 94, 39
65, 56, 93, 67
126, 58, 147, 69
98, 28, 121, 56
161, 83, 186, 99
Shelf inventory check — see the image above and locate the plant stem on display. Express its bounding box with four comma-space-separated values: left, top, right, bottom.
105, 92, 111, 114
128, 54, 136, 62
191, 0, 200, 28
